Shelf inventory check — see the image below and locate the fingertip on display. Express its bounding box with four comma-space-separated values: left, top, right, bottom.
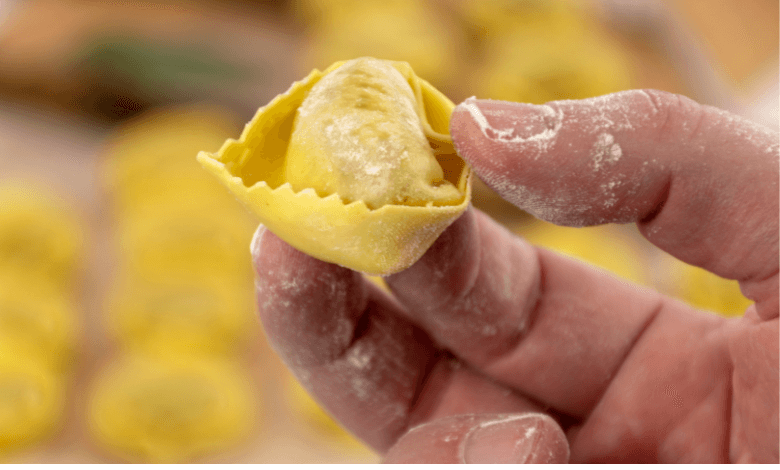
383, 413, 569, 464
462, 413, 570, 464
451, 98, 577, 224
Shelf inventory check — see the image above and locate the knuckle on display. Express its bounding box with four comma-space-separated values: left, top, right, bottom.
641, 89, 708, 144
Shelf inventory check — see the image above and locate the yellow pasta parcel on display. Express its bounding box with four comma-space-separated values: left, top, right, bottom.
102, 105, 241, 189
454, 0, 587, 49
301, 1, 457, 90
476, 31, 633, 105
105, 275, 255, 355
0, 343, 64, 454
0, 275, 78, 371
198, 57, 471, 275
88, 354, 256, 463
115, 205, 255, 286
101, 105, 247, 221
0, 182, 84, 290
111, 173, 243, 222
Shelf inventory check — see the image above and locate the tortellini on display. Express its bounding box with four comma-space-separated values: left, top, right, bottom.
0, 183, 84, 290
88, 355, 255, 463
0, 284, 77, 371
286, 58, 461, 210
0, 344, 64, 453
198, 57, 471, 275
105, 276, 254, 355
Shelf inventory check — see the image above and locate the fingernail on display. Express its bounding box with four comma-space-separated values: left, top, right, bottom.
456, 98, 562, 144
462, 414, 548, 464
250, 224, 266, 271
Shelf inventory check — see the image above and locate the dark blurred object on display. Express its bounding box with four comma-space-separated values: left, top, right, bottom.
0, 0, 299, 123
66, 37, 256, 122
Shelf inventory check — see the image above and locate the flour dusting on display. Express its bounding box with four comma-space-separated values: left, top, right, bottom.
460, 98, 563, 155
591, 133, 622, 171
288, 57, 460, 209
476, 166, 596, 226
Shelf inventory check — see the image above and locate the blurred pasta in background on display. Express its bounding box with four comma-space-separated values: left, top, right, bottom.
295, 0, 460, 90
456, 0, 633, 103
89, 106, 259, 463
0, 183, 84, 456
0, 0, 774, 463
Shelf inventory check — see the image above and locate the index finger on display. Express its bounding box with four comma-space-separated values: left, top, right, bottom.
450, 90, 778, 319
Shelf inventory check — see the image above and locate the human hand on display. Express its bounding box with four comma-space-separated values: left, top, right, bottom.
251, 89, 778, 463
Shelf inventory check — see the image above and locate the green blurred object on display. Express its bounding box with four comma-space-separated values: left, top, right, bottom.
68, 37, 259, 121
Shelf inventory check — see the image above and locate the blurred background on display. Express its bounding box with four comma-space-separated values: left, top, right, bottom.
0, 0, 776, 463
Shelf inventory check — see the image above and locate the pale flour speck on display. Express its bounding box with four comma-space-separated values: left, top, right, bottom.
591, 133, 622, 171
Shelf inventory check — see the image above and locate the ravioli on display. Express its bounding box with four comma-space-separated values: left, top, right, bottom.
198, 57, 471, 275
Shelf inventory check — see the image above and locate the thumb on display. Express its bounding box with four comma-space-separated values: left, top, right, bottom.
383, 413, 570, 464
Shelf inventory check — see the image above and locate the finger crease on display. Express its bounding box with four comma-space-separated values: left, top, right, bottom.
401, 351, 452, 442
639, 172, 672, 226
478, 247, 545, 368
586, 298, 664, 418
423, 219, 484, 318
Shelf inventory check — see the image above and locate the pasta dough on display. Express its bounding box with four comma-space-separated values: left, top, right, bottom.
286, 57, 460, 210
197, 58, 471, 275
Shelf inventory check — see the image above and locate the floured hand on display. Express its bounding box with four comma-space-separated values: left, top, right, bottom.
252, 89, 778, 463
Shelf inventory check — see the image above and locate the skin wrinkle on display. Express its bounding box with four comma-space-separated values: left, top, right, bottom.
404, 353, 453, 431
686, 327, 733, 462
253, 223, 370, 370
684, 351, 732, 462
388, 209, 542, 364
727, 316, 779, 462
469, 218, 542, 365
569, 308, 734, 463
407, 210, 482, 319
742, 272, 779, 321
575, 297, 665, 426
305, 293, 432, 452
464, 213, 536, 349
649, 90, 679, 145
682, 99, 708, 145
